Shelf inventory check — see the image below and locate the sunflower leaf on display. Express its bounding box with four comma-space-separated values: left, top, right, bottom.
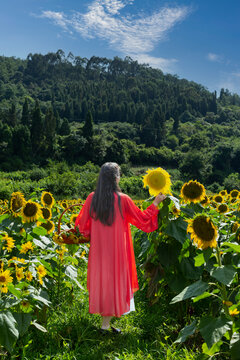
230, 333, 240, 360
0, 311, 19, 353
222, 242, 240, 253
170, 280, 209, 304
164, 217, 188, 244
210, 265, 237, 286
199, 315, 232, 349
13, 313, 32, 337
174, 320, 197, 343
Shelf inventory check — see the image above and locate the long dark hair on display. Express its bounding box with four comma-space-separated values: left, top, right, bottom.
90, 162, 122, 226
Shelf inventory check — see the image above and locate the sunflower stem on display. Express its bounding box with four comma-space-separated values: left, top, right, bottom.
215, 245, 230, 317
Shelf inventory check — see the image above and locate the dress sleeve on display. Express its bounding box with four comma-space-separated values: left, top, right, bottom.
123, 195, 159, 233
74, 193, 93, 237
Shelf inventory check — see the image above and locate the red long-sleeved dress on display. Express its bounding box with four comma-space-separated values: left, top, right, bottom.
75, 192, 159, 317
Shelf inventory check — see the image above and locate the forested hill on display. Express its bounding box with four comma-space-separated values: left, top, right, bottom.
1, 50, 240, 191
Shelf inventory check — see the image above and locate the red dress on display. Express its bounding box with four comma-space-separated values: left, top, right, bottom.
75, 192, 159, 317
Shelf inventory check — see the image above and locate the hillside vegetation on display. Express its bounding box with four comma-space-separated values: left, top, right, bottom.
1, 50, 240, 196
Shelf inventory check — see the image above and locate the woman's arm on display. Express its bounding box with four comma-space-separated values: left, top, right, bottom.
124, 193, 166, 232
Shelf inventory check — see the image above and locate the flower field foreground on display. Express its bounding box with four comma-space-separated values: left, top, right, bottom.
1, 171, 240, 359
137, 174, 240, 360
0, 191, 88, 354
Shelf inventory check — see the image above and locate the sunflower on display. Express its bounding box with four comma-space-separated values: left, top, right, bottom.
16, 267, 25, 281
22, 201, 42, 223
143, 167, 171, 196
41, 191, 55, 208
10, 192, 26, 217
200, 195, 210, 206
0, 269, 13, 293
230, 197, 238, 204
230, 190, 239, 198
37, 265, 47, 278
180, 180, 206, 203
231, 222, 239, 233
60, 200, 68, 209
187, 215, 218, 250
56, 246, 68, 261
37, 220, 55, 234
229, 309, 240, 316
2, 235, 15, 252
70, 214, 78, 224
213, 194, 223, 203
20, 300, 31, 311
217, 203, 229, 214
220, 190, 228, 197
53, 233, 64, 245
25, 271, 33, 282
40, 207, 52, 220
172, 206, 180, 216
210, 201, 218, 209
20, 241, 34, 254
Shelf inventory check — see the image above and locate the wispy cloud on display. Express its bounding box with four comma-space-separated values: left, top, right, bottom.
36, 0, 191, 73
217, 71, 240, 94
207, 52, 223, 63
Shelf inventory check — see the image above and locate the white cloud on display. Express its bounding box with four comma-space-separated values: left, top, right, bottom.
216, 71, 240, 94
37, 0, 192, 72
131, 53, 178, 73
207, 52, 222, 62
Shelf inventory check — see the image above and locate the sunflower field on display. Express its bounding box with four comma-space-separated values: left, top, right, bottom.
0, 169, 240, 359
0, 191, 88, 355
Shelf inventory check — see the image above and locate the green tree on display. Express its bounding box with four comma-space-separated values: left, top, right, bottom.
21, 98, 30, 126
30, 100, 44, 155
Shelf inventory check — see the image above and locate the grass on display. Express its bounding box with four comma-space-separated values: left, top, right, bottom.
6, 240, 202, 360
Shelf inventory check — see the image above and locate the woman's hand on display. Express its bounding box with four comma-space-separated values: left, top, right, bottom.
153, 193, 166, 207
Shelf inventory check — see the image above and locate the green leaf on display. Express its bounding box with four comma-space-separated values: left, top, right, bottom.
0, 214, 9, 223
174, 320, 197, 343
7, 284, 22, 299
32, 227, 48, 236
157, 241, 181, 268
230, 332, 240, 360
13, 313, 32, 336
168, 195, 180, 209
202, 340, 223, 356
194, 253, 205, 267
164, 217, 188, 244
64, 265, 83, 289
170, 280, 209, 304
0, 311, 19, 353
31, 320, 47, 333
193, 289, 219, 303
32, 238, 47, 249
222, 242, 240, 253
180, 257, 203, 280
199, 315, 232, 349
210, 265, 237, 286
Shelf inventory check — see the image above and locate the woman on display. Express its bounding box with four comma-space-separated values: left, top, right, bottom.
75, 162, 165, 333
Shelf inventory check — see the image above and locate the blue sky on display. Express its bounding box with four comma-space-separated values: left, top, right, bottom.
1, 0, 240, 95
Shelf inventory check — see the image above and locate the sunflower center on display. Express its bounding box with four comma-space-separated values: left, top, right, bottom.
41, 221, 54, 231
231, 190, 238, 197
0, 275, 6, 282
43, 194, 53, 205
41, 208, 51, 219
214, 195, 223, 203
218, 204, 228, 213
23, 203, 38, 217
192, 216, 215, 242
183, 183, 203, 200
12, 197, 23, 211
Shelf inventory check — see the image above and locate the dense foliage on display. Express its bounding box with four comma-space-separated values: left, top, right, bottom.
1, 51, 240, 192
